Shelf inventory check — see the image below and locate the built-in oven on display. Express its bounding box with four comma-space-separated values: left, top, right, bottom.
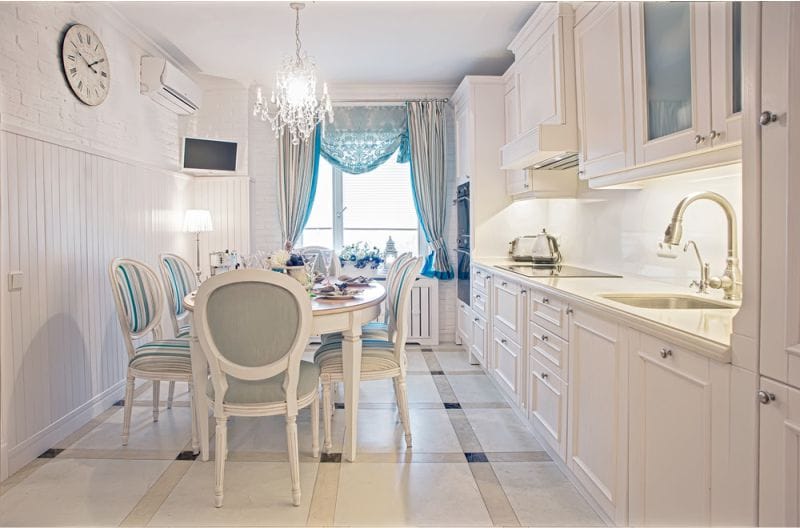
456, 182, 470, 304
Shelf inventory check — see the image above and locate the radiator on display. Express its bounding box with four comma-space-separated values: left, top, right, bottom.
404, 277, 440, 346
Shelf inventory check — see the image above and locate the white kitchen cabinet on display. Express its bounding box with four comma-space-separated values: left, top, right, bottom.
455, 105, 474, 185
456, 300, 473, 348
470, 314, 488, 368
709, 2, 744, 147
574, 2, 636, 179
529, 286, 569, 340
492, 326, 522, 404
628, 332, 732, 526
528, 354, 567, 461
492, 277, 526, 344
759, 377, 800, 526
567, 307, 628, 524
504, 76, 529, 195
528, 320, 569, 382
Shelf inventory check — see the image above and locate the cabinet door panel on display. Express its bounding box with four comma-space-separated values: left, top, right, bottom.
709, 2, 743, 146
629, 334, 712, 525
759, 377, 800, 526
492, 328, 521, 400
457, 301, 473, 347
529, 355, 567, 460
529, 321, 569, 381
575, 2, 635, 177
529, 288, 568, 339
471, 315, 487, 367
455, 107, 474, 182
567, 309, 627, 522
492, 278, 525, 343
517, 31, 559, 133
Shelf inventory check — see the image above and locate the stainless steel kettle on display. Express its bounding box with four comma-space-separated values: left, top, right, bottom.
530, 228, 563, 264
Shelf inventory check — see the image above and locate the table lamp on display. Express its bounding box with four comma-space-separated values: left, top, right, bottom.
183, 209, 213, 282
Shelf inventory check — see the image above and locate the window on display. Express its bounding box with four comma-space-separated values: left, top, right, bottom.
301, 157, 422, 255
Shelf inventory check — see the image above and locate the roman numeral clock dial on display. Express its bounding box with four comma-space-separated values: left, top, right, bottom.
61, 24, 110, 106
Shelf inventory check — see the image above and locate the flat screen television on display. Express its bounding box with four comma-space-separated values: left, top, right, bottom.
182, 137, 238, 173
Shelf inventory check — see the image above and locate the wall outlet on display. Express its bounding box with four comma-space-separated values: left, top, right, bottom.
8, 272, 24, 291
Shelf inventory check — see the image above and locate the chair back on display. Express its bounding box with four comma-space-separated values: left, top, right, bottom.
108, 258, 166, 359
193, 269, 313, 415
295, 246, 341, 276
387, 257, 424, 365
382, 252, 412, 325
159, 253, 197, 336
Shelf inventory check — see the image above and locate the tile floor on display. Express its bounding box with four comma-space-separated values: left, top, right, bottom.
0, 344, 605, 527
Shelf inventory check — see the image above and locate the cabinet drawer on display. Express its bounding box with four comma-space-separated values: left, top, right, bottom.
493, 278, 526, 343
472, 267, 491, 292
529, 321, 569, 381
529, 355, 567, 461
472, 289, 489, 319
471, 315, 488, 367
492, 326, 522, 402
637, 333, 709, 382
530, 288, 569, 340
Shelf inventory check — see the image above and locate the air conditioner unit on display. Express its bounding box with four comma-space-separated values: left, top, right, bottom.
140, 56, 201, 115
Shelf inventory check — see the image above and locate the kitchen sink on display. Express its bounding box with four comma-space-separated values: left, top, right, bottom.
598, 293, 738, 310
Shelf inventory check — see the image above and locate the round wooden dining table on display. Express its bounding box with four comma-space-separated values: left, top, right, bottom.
183, 281, 386, 463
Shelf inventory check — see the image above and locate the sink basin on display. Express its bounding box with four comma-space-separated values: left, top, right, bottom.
598, 293, 738, 310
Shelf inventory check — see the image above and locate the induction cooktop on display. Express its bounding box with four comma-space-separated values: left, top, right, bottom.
496, 264, 622, 278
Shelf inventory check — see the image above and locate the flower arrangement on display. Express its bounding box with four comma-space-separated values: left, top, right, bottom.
338, 242, 384, 269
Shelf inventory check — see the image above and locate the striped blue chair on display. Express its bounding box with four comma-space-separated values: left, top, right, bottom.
315, 256, 424, 452
159, 253, 197, 339
108, 257, 197, 450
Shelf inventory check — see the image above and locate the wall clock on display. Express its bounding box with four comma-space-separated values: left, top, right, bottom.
61, 24, 110, 106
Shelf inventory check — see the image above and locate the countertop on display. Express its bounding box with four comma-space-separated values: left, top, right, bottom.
473, 257, 739, 363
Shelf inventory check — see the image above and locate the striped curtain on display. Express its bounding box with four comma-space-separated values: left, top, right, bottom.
407, 100, 453, 280
278, 125, 321, 249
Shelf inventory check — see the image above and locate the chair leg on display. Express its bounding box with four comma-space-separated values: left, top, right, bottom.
321, 378, 333, 453
189, 383, 199, 455
286, 414, 301, 506
152, 381, 160, 422
396, 376, 412, 448
167, 381, 176, 410
214, 416, 227, 508
311, 390, 320, 458
122, 373, 135, 446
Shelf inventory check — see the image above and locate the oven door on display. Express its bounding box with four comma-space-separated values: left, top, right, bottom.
457, 249, 471, 305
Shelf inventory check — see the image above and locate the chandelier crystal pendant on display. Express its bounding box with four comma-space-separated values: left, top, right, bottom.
253, 2, 334, 145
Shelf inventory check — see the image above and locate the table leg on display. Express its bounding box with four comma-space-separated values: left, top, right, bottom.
190, 316, 210, 461
342, 322, 363, 462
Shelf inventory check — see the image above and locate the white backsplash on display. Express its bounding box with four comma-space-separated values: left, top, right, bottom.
485, 164, 743, 287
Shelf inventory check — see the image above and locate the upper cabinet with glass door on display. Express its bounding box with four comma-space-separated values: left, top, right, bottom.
709, 1, 744, 146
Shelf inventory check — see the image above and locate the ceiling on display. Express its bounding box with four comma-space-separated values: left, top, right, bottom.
115, 1, 538, 87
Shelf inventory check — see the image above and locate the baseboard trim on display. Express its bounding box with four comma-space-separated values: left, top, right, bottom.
5, 379, 126, 479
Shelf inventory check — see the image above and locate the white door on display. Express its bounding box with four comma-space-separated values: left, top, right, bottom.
759, 377, 800, 526
574, 2, 636, 179
567, 308, 628, 523
709, 2, 744, 147
628, 333, 714, 525
759, 2, 800, 388
630, 2, 712, 162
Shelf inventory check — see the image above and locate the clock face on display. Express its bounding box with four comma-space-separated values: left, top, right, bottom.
61, 24, 110, 106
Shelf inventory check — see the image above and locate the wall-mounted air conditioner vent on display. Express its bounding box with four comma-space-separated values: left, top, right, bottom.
140, 56, 201, 115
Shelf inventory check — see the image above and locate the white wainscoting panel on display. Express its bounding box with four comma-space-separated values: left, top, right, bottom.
0, 129, 192, 477
190, 176, 251, 278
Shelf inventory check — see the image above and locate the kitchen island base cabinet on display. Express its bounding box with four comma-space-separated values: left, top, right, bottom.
567, 308, 628, 524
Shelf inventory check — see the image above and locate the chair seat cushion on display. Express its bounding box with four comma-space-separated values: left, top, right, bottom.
314, 339, 399, 375
206, 361, 320, 405
320, 322, 389, 345
176, 324, 192, 338
130, 339, 192, 375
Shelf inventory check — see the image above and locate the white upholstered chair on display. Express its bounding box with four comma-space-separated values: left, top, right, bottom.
315, 256, 424, 452
108, 258, 197, 448
193, 269, 320, 507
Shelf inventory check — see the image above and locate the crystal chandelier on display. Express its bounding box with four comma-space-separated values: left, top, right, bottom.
253, 2, 333, 145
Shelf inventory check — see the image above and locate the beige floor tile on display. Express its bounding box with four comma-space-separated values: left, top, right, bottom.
0, 458, 170, 527
447, 374, 506, 403
355, 408, 462, 453
219, 407, 330, 457
148, 461, 319, 526
335, 462, 492, 526
492, 462, 604, 526
342, 376, 442, 405
406, 351, 429, 372
465, 409, 543, 452
434, 350, 482, 372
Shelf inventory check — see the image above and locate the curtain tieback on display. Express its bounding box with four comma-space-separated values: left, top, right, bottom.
430, 238, 447, 251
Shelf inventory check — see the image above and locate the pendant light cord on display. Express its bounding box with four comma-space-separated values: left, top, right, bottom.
295, 6, 302, 61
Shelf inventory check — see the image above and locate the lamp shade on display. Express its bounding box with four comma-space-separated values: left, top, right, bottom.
183, 209, 213, 233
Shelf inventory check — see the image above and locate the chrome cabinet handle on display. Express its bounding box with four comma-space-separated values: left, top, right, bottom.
660, 348, 673, 359
523, 183, 530, 189
541, 335, 549, 342
542, 297, 550, 304
566, 307, 574, 315
709, 129, 720, 141
475, 294, 481, 300
758, 390, 776, 404
476, 270, 481, 276
694, 134, 706, 145
540, 372, 548, 380
474, 317, 479, 322
500, 338, 508, 344
760, 111, 779, 125
501, 281, 508, 287
521, 290, 527, 295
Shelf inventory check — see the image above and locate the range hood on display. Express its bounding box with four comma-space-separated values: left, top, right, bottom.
500, 125, 579, 170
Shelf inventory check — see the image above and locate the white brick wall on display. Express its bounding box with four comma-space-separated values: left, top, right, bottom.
0, 3, 179, 168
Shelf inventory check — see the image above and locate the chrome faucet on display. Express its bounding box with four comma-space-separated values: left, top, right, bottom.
684, 241, 710, 294
662, 191, 742, 301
